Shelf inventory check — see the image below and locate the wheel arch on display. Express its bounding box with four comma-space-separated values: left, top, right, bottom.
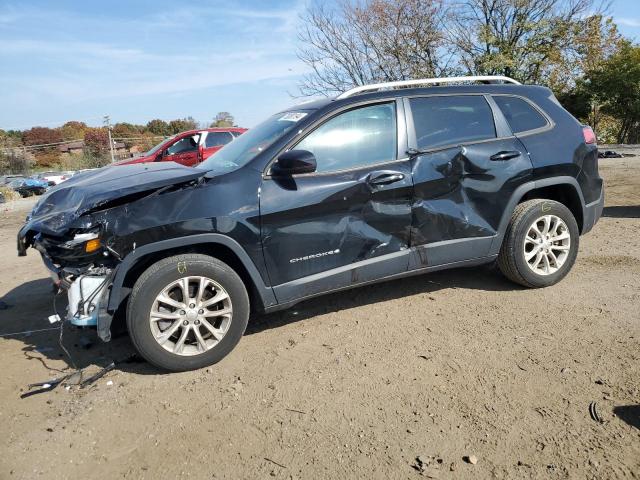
489, 176, 586, 255
107, 234, 276, 315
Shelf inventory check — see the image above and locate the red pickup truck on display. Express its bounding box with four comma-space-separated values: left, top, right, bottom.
115, 128, 246, 167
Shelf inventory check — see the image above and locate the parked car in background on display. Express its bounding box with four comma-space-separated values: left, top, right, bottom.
35, 171, 74, 186
1, 174, 27, 185
114, 128, 246, 167
8, 178, 47, 197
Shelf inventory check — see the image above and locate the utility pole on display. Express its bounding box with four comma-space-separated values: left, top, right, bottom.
104, 115, 115, 163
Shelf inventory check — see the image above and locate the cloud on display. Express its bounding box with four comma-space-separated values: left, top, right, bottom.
0, 1, 309, 128
616, 17, 640, 28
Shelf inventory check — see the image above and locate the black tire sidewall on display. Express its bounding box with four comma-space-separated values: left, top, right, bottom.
513, 201, 579, 287
127, 256, 249, 372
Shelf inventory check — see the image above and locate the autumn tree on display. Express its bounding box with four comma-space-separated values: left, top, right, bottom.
298, 0, 452, 96
83, 128, 109, 155
58, 121, 88, 141
22, 126, 63, 146
298, 0, 611, 97
0, 148, 35, 174
210, 112, 235, 127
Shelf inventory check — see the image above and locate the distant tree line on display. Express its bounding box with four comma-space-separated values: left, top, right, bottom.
0, 113, 236, 173
298, 0, 640, 144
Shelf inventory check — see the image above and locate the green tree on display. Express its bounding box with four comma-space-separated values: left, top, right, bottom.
210, 112, 235, 127
168, 117, 198, 134
585, 42, 640, 143
146, 119, 171, 136
112, 122, 142, 148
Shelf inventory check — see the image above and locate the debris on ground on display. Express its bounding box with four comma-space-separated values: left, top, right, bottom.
589, 401, 604, 424
79, 362, 115, 389
463, 455, 478, 465
20, 370, 82, 398
413, 455, 445, 476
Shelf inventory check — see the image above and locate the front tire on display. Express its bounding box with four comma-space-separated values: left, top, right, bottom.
498, 199, 579, 288
127, 254, 249, 371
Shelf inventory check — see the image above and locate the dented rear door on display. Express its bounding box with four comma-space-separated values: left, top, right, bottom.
405, 94, 533, 267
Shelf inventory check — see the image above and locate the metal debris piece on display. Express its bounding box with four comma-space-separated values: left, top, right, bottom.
21, 371, 82, 398
79, 362, 115, 389
589, 401, 603, 423
264, 457, 286, 469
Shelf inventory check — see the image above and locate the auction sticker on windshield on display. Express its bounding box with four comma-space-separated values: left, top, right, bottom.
278, 112, 308, 122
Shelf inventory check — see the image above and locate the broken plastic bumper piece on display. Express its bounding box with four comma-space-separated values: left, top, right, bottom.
67, 274, 109, 327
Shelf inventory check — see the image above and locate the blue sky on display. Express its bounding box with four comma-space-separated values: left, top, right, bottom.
0, 0, 639, 131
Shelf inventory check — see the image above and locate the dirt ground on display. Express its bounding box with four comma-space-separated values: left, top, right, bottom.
0, 157, 638, 480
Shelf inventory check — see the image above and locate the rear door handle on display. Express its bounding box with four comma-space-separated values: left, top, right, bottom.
367, 171, 405, 186
490, 151, 521, 161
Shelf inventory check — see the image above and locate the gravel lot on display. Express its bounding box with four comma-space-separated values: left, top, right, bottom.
0, 157, 638, 479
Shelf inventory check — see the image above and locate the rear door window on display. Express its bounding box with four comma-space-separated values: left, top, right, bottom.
205, 131, 234, 148
493, 96, 548, 133
409, 96, 496, 150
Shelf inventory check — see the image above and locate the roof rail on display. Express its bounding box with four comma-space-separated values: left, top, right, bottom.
336, 75, 521, 99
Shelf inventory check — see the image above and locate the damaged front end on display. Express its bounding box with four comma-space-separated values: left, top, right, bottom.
17, 162, 207, 341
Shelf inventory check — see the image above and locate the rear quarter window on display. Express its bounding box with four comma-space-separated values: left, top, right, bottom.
493, 96, 549, 134
409, 96, 496, 150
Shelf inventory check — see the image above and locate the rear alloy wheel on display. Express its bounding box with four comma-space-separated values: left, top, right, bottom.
498, 199, 579, 288
523, 214, 571, 276
127, 254, 249, 371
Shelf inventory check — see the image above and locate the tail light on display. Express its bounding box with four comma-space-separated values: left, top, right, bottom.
583, 126, 597, 145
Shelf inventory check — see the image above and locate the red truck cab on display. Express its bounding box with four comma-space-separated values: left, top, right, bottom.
115, 128, 246, 167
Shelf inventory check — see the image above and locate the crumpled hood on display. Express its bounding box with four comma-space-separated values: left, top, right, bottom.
21, 162, 206, 238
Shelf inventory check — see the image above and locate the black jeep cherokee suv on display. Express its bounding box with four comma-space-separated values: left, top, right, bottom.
18, 78, 604, 371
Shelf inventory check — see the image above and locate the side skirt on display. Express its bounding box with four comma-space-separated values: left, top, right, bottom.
266, 251, 497, 314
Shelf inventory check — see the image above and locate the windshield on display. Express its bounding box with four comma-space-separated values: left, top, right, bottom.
144, 134, 176, 156
198, 111, 311, 173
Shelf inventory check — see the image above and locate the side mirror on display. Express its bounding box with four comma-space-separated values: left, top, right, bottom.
155, 153, 163, 161
272, 150, 317, 176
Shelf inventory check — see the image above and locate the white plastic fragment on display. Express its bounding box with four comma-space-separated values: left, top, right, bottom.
48, 314, 61, 324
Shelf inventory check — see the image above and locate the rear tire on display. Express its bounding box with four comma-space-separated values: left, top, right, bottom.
127, 254, 249, 371
498, 199, 579, 288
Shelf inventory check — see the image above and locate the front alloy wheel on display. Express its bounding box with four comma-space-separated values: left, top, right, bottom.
150, 276, 232, 356
127, 254, 249, 371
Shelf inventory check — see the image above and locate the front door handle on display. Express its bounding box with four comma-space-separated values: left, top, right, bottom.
367, 171, 405, 186
490, 150, 521, 161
